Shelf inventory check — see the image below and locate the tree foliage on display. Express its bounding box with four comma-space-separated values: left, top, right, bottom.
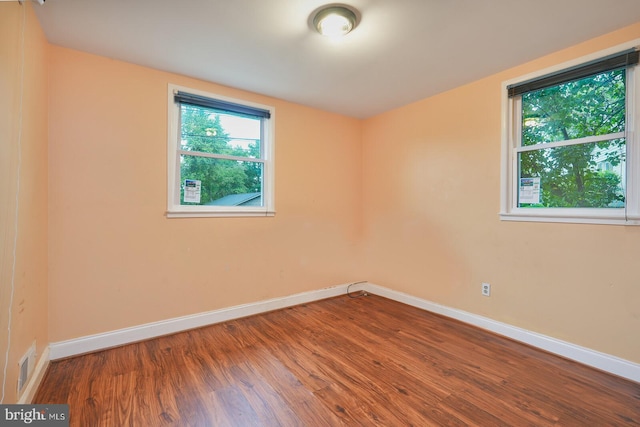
179, 105, 261, 205
520, 69, 626, 208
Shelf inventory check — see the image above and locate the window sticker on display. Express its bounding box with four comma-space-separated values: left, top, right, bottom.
519, 177, 540, 204
184, 179, 202, 203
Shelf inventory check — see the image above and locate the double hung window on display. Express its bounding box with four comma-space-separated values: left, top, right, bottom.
167, 85, 275, 217
501, 44, 640, 224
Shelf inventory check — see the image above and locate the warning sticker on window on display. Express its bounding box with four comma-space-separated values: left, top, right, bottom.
519, 177, 541, 204
184, 179, 201, 203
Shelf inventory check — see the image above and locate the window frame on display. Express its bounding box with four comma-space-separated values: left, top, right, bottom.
166, 84, 275, 218
500, 40, 640, 225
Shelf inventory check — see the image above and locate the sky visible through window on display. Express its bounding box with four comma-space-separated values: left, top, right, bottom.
218, 114, 260, 150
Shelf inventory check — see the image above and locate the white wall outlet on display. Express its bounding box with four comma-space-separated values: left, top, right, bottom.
481, 282, 491, 297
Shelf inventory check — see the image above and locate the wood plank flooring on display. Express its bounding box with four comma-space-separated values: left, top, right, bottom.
34, 294, 640, 426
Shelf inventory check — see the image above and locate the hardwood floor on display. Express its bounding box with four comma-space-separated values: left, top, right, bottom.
34, 294, 640, 426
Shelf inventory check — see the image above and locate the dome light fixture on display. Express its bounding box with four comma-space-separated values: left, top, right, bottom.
312, 5, 358, 37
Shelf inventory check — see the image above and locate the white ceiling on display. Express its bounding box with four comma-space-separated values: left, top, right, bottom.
34, 0, 640, 118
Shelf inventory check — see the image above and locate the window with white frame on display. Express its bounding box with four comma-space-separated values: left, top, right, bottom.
501, 44, 640, 225
167, 84, 275, 217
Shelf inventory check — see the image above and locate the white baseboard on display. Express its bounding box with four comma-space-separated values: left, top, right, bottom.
17, 345, 50, 404
365, 283, 640, 384
49, 283, 352, 360
48, 281, 640, 384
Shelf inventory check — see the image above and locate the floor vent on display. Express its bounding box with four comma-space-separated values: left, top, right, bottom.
17, 342, 36, 393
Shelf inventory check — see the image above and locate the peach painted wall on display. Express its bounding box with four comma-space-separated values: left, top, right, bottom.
47, 46, 363, 342
0, 3, 49, 403
37, 11, 640, 368
362, 23, 640, 363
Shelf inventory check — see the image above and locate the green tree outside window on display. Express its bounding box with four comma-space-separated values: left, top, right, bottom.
519, 69, 626, 208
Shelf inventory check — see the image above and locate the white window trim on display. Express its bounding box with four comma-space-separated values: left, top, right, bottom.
500, 39, 640, 226
166, 84, 275, 218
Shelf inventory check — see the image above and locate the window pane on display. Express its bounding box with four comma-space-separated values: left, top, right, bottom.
180, 104, 261, 158
521, 69, 625, 146
518, 139, 625, 208
180, 155, 263, 206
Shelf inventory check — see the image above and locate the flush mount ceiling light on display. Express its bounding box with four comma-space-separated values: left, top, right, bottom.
312, 5, 359, 37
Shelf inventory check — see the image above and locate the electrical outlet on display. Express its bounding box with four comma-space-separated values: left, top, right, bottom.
481, 282, 491, 297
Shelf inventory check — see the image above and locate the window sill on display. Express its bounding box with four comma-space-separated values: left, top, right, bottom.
499, 210, 640, 226
166, 210, 275, 218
